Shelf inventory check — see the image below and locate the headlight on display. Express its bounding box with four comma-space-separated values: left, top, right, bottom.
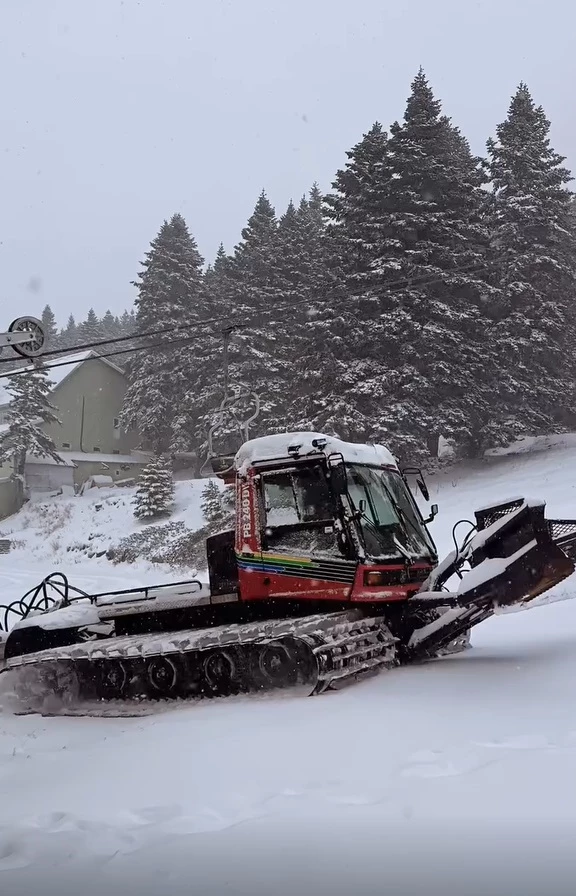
364, 570, 396, 586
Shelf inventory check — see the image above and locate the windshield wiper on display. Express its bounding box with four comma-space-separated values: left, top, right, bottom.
354, 507, 412, 564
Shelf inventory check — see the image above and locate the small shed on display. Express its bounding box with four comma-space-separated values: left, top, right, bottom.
24, 455, 76, 492
22, 450, 152, 491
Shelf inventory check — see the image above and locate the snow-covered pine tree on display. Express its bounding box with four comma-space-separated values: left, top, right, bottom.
200, 479, 228, 527
277, 198, 300, 283
267, 199, 306, 429
119, 309, 136, 336
0, 364, 62, 477
60, 314, 77, 350
101, 310, 118, 340
324, 122, 391, 285
78, 308, 103, 344
316, 71, 494, 460
206, 244, 233, 309
98, 310, 126, 361
305, 121, 398, 441
121, 213, 205, 455
303, 183, 329, 272
111, 309, 138, 367
232, 190, 278, 290
220, 191, 284, 441
367, 71, 495, 460
172, 243, 237, 466
272, 186, 336, 432
133, 455, 175, 520
484, 83, 576, 444
275, 191, 330, 307
40, 305, 59, 353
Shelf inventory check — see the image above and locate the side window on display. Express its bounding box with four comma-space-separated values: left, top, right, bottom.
263, 467, 335, 529
293, 467, 334, 522
263, 473, 299, 527
261, 468, 343, 558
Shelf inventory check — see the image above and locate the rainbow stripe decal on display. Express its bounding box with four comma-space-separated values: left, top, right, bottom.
236, 551, 357, 585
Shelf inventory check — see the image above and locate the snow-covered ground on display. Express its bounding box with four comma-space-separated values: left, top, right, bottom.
0, 477, 213, 568
1, 439, 576, 894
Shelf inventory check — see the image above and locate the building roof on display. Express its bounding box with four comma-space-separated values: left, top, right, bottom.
25, 450, 151, 467
0, 350, 125, 407
25, 454, 77, 467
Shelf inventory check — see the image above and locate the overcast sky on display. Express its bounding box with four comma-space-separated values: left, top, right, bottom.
1, 0, 574, 330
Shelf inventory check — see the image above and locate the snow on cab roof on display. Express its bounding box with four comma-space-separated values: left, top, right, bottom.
0, 350, 124, 406
234, 432, 398, 473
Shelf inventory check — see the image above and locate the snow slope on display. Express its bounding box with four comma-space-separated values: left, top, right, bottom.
1, 440, 576, 893
0, 478, 221, 584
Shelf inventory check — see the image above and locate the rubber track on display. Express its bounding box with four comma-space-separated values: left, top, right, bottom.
2, 610, 398, 716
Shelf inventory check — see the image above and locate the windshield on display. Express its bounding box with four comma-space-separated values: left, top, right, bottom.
346, 464, 436, 561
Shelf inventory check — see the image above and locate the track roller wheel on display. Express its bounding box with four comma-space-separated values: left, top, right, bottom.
250, 641, 298, 691
96, 659, 129, 699
146, 656, 181, 698
202, 648, 240, 696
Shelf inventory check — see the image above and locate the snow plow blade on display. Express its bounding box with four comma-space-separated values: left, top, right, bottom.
404, 497, 576, 660
454, 498, 574, 608
417, 497, 574, 606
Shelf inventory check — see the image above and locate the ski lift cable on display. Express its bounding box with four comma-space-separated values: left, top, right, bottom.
0, 314, 245, 365
0, 332, 209, 380
0, 251, 507, 368
0, 254, 506, 381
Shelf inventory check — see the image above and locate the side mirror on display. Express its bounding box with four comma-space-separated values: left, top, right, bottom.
328, 462, 348, 496
401, 465, 430, 502
359, 499, 366, 515
423, 503, 438, 524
